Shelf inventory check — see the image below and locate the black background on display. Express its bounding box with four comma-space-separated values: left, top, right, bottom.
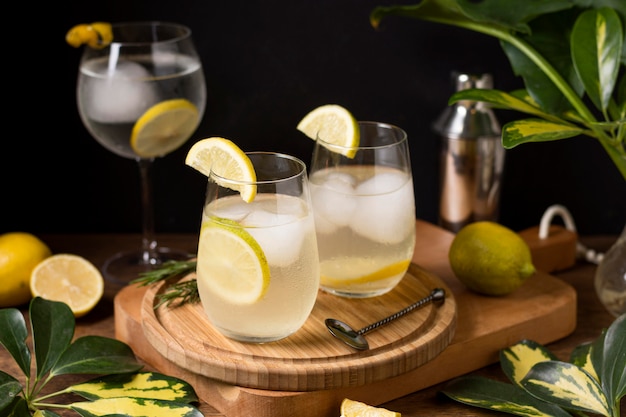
4, 0, 624, 237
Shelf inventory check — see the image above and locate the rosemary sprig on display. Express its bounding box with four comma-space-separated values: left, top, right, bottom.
131, 260, 199, 308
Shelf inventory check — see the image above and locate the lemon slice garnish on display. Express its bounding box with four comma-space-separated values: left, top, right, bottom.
130, 99, 199, 158
30, 254, 104, 318
340, 398, 401, 417
297, 104, 359, 158
196, 218, 270, 305
66, 22, 113, 49
185, 137, 257, 202
320, 259, 410, 287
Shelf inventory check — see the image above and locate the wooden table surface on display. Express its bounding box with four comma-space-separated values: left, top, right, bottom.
0, 226, 620, 416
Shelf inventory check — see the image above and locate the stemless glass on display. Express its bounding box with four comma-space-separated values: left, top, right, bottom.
76, 21, 206, 284
195, 152, 320, 343
309, 121, 416, 298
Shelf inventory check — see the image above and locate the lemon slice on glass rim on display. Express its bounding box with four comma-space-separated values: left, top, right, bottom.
185, 137, 257, 202
197, 218, 270, 305
30, 254, 104, 318
297, 104, 359, 158
131, 98, 200, 158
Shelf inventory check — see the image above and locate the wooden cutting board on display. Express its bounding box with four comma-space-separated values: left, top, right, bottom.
114, 220, 577, 417
140, 262, 455, 391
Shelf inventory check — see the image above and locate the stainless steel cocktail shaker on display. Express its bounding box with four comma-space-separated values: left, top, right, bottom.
433, 72, 504, 233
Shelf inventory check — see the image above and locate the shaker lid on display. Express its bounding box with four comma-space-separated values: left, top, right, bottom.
454, 72, 493, 91
432, 71, 501, 139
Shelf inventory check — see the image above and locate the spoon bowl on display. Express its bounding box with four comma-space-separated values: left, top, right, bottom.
325, 288, 446, 350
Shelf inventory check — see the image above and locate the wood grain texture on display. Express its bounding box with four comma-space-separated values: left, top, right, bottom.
114, 220, 579, 417
140, 263, 456, 391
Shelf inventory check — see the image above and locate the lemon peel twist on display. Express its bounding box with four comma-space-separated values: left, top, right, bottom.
66, 22, 113, 49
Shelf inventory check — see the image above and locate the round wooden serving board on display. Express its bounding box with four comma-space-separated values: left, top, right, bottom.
141, 262, 456, 391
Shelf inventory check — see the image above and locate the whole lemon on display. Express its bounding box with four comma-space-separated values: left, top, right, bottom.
449, 221, 536, 296
0, 232, 52, 307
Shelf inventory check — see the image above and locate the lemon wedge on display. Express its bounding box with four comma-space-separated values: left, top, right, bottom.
185, 137, 257, 202
30, 254, 104, 318
196, 218, 270, 305
297, 104, 359, 158
66, 22, 113, 49
340, 398, 401, 417
130, 99, 199, 158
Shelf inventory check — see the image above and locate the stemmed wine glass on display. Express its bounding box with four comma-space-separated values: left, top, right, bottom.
75, 21, 207, 284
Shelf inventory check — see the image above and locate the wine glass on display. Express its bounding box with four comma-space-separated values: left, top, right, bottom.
76, 21, 206, 284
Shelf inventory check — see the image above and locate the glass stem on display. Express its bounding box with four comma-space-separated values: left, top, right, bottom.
137, 158, 158, 265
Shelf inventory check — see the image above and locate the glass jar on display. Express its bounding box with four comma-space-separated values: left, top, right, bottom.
594, 223, 626, 317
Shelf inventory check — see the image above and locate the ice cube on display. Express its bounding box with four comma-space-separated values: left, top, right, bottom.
350, 173, 415, 243
310, 172, 357, 233
246, 211, 307, 267
84, 60, 160, 123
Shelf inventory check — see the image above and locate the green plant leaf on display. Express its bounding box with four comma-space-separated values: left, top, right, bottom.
0, 371, 22, 411
0, 308, 30, 376
69, 372, 198, 403
449, 88, 559, 121
500, 8, 585, 114
500, 340, 558, 388
38, 411, 62, 417
595, 313, 626, 409
70, 397, 203, 417
370, 0, 574, 33
0, 396, 29, 417
502, 119, 584, 148
571, 8, 624, 113
569, 342, 599, 382
521, 361, 611, 416
30, 297, 75, 379
441, 375, 571, 417
50, 336, 142, 377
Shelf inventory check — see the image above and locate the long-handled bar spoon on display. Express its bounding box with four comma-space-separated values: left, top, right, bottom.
325, 288, 446, 350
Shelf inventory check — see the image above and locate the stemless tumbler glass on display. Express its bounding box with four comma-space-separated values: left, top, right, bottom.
195, 152, 320, 343
309, 121, 416, 298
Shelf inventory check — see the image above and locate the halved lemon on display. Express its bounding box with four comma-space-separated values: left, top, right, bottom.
196, 219, 270, 305
66, 22, 113, 49
340, 398, 401, 417
131, 99, 200, 158
297, 104, 359, 158
321, 259, 410, 287
30, 254, 104, 318
185, 137, 257, 202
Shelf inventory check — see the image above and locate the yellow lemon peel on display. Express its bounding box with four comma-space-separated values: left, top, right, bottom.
66, 22, 113, 49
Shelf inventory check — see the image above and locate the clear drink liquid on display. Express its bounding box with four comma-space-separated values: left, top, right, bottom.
196, 194, 320, 342
310, 165, 416, 297
77, 53, 206, 159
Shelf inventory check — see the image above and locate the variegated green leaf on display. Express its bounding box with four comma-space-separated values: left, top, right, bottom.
442, 375, 571, 417
69, 372, 198, 403
70, 397, 203, 417
569, 342, 599, 382
500, 340, 558, 388
448, 88, 556, 120
571, 8, 623, 112
502, 119, 584, 148
521, 361, 610, 416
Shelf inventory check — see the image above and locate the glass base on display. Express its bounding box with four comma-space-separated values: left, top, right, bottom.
102, 247, 193, 285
